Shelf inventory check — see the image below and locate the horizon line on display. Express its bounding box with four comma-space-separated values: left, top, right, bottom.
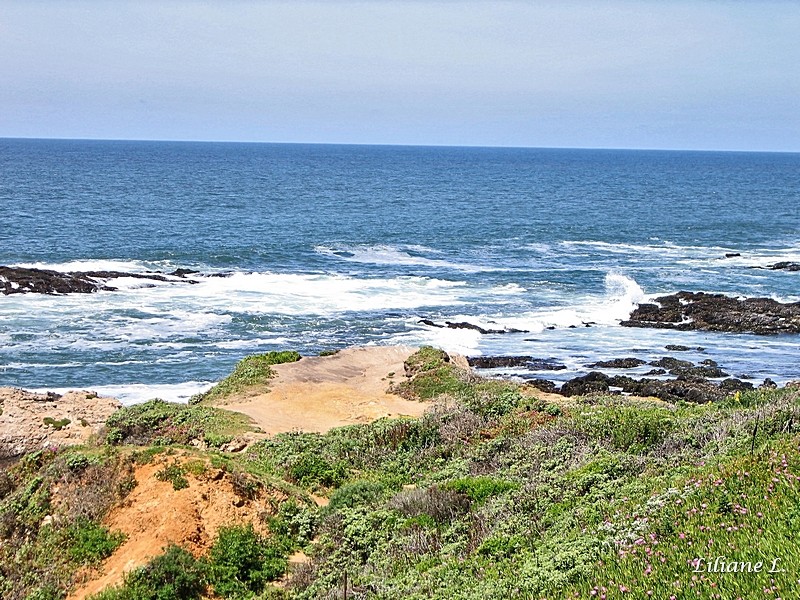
2, 135, 798, 155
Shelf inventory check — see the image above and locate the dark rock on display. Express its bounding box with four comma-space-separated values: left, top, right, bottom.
0, 265, 199, 295
760, 378, 778, 389
699, 359, 718, 367
649, 357, 727, 378
724, 253, 741, 258
588, 357, 646, 369
665, 344, 692, 351
0, 266, 105, 295
649, 357, 694, 371
719, 378, 754, 392
524, 379, 558, 393
419, 319, 528, 334
468, 356, 531, 369
560, 372, 611, 396
170, 268, 200, 277
645, 368, 667, 376
622, 291, 800, 334
418, 319, 443, 328
467, 356, 567, 370
767, 262, 800, 272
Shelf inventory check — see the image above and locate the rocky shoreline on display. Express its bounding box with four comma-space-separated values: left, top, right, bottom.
0, 265, 204, 295
621, 291, 800, 334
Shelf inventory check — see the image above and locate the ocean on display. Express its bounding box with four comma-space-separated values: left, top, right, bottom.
1, 138, 798, 403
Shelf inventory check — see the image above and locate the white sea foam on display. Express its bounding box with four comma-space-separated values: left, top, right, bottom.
11, 259, 161, 272
29, 381, 214, 405
314, 244, 499, 272
410, 273, 647, 337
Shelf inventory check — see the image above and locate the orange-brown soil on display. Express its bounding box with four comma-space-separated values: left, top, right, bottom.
68, 453, 282, 600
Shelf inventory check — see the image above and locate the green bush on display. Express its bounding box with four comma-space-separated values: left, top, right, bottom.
104, 399, 251, 447
443, 476, 519, 505
325, 480, 387, 512
90, 545, 207, 600
207, 524, 288, 598
67, 519, 126, 564
288, 453, 347, 488
155, 462, 189, 491
43, 417, 70, 430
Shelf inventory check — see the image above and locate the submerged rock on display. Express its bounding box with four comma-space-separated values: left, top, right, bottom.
622, 291, 800, 334
418, 319, 528, 334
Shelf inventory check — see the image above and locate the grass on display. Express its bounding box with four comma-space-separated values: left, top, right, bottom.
191, 350, 301, 404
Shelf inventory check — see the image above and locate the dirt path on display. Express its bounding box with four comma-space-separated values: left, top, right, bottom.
220, 346, 427, 435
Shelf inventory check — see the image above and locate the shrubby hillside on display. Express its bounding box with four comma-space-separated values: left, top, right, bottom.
1, 347, 798, 599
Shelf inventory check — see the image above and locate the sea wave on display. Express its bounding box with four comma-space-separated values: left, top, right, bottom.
314, 244, 501, 272
28, 381, 214, 405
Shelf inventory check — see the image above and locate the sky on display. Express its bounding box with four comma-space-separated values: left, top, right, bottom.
1, 1, 799, 151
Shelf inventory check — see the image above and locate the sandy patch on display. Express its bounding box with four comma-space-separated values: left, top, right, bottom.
220, 346, 429, 435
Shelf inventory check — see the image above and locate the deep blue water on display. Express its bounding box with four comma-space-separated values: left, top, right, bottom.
1, 139, 799, 402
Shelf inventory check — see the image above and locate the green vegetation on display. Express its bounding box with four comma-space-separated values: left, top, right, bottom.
3, 348, 799, 600
154, 461, 190, 491
43, 417, 71, 430
104, 398, 253, 447
191, 351, 301, 404
0, 447, 134, 599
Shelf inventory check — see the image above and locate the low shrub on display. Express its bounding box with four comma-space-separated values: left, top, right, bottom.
67, 519, 126, 564
207, 524, 289, 598
443, 476, 519, 505
388, 486, 470, 523
90, 544, 207, 600
104, 399, 251, 447
155, 462, 189, 491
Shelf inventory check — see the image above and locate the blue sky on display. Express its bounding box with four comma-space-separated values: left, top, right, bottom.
1, 1, 798, 151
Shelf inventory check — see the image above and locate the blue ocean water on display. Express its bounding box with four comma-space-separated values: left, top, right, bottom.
1, 138, 799, 402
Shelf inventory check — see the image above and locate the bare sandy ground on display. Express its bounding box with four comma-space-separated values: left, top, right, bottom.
220, 346, 429, 435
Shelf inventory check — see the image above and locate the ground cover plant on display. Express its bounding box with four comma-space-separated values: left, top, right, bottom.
4, 347, 799, 599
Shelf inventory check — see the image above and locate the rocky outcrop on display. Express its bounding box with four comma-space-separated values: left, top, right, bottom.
587, 358, 646, 369
0, 387, 120, 458
622, 291, 800, 334
557, 372, 736, 404
468, 356, 567, 370
0, 266, 199, 295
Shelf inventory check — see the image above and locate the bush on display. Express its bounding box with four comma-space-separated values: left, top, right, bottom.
104, 399, 251, 447
90, 544, 207, 600
388, 486, 470, 523
207, 524, 288, 598
288, 453, 346, 488
67, 519, 126, 564
325, 480, 387, 512
155, 462, 189, 491
443, 477, 519, 505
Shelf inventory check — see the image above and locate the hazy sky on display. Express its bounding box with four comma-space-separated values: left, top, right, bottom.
1, 1, 798, 150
